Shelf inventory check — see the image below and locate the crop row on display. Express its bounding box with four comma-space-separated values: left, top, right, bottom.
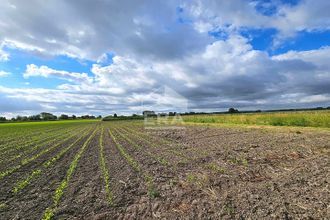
0, 126, 66, 153
108, 129, 158, 198
0, 122, 82, 147
98, 127, 113, 206
113, 127, 169, 166
0, 124, 76, 158
0, 125, 88, 181
0, 125, 82, 165
42, 127, 98, 220
119, 126, 190, 161
12, 126, 94, 193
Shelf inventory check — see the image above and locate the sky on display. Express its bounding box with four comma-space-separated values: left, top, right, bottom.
0, 0, 330, 117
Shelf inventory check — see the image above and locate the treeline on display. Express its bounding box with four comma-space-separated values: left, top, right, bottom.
102, 113, 143, 121
0, 112, 102, 123
176, 106, 330, 116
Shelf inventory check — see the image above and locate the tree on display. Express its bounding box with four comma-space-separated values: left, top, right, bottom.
40, 112, 57, 120
59, 114, 69, 120
169, 112, 176, 116
114, 113, 118, 118
97, 115, 102, 119
228, 108, 239, 113
0, 117, 6, 122
72, 115, 76, 119
28, 114, 41, 121
81, 115, 96, 119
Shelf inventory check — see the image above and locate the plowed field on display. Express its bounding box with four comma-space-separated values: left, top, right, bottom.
0, 120, 329, 219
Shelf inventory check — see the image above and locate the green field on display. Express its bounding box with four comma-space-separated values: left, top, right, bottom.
182, 110, 330, 128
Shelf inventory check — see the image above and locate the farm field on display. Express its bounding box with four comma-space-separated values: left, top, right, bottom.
0, 120, 329, 219
182, 110, 330, 128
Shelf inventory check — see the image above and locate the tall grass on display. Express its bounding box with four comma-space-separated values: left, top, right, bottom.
182, 110, 330, 128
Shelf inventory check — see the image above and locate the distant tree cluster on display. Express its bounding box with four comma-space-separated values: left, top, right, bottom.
0, 112, 101, 123
81, 115, 96, 119
228, 108, 239, 113
102, 113, 143, 121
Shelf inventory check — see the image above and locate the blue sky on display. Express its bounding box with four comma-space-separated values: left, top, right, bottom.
0, 0, 330, 117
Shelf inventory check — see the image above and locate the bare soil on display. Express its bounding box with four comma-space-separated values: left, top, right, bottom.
0, 123, 329, 219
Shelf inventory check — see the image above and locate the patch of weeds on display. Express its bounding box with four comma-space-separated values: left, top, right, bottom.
148, 187, 160, 198
186, 173, 197, 183
241, 158, 248, 166
0, 203, 7, 210
168, 178, 178, 187
145, 175, 160, 198
223, 201, 235, 217
186, 173, 209, 187
265, 182, 273, 189
229, 156, 248, 166
158, 157, 169, 166
205, 162, 225, 173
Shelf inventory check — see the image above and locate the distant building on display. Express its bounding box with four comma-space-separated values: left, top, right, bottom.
143, 110, 156, 117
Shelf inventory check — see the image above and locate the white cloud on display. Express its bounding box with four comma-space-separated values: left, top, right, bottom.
92, 56, 156, 89
0, 0, 329, 61
23, 64, 93, 84
0, 70, 10, 77
274, 0, 330, 35
1, 33, 327, 116
0, 43, 9, 61
185, 0, 330, 42
0, 1, 330, 116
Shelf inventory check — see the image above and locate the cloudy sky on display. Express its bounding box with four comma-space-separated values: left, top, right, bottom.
0, 0, 330, 117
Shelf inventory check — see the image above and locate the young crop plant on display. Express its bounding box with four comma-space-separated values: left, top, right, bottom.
120, 127, 189, 162
0, 126, 86, 181
12, 127, 93, 193
42, 127, 98, 220
228, 156, 249, 166
1, 126, 80, 164
99, 127, 113, 206
205, 162, 226, 174
0, 125, 72, 154
108, 129, 159, 199
121, 126, 179, 147
0, 125, 77, 163
121, 126, 188, 152
108, 129, 141, 172
114, 128, 169, 166
0, 125, 57, 147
